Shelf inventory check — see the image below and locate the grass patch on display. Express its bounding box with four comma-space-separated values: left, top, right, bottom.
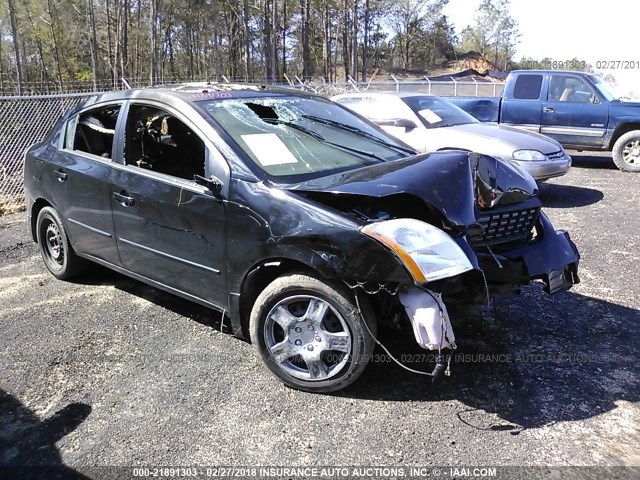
0, 196, 26, 216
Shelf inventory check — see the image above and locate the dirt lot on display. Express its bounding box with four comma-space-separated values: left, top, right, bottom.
1, 153, 639, 475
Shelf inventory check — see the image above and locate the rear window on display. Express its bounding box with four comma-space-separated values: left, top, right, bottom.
513, 75, 543, 100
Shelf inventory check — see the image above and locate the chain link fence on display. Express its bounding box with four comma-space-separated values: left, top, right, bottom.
0, 93, 91, 213
0, 78, 503, 214
295, 77, 505, 98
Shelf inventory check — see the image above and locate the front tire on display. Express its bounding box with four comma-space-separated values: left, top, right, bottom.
612, 130, 640, 172
36, 206, 87, 280
249, 273, 376, 393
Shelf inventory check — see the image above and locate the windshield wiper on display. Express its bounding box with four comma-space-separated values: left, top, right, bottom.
262, 118, 386, 162
301, 114, 416, 155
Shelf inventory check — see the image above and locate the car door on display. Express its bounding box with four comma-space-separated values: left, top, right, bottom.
109, 101, 229, 308
47, 103, 122, 265
540, 74, 609, 148
500, 73, 544, 133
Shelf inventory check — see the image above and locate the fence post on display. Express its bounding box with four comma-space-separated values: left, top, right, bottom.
473, 77, 478, 97
451, 77, 457, 96
423, 76, 431, 94
390, 74, 399, 92
347, 75, 360, 92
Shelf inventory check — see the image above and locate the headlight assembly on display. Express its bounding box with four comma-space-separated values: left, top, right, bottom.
513, 149, 546, 161
361, 219, 474, 283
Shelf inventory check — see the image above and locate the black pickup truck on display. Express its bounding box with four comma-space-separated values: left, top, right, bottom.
448, 70, 640, 172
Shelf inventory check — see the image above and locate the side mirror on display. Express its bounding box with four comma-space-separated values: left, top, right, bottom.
374, 118, 417, 132
393, 118, 418, 131
194, 174, 224, 197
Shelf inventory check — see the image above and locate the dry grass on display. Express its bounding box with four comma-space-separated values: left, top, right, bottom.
0, 196, 26, 216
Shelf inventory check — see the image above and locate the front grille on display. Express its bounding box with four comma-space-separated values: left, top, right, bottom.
546, 151, 565, 160
470, 207, 540, 246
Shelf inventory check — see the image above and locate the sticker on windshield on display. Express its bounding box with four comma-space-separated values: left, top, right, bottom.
241, 133, 299, 166
418, 109, 443, 124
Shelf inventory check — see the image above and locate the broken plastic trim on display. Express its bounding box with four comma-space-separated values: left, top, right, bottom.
351, 285, 456, 382
399, 287, 456, 351
351, 288, 434, 377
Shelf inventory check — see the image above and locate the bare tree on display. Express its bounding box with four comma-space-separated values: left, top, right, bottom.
243, 0, 252, 81
150, 0, 158, 84
301, 0, 311, 80
86, 0, 99, 90
8, 0, 24, 94
361, 0, 370, 81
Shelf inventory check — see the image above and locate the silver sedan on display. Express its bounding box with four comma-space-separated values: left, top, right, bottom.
331, 91, 572, 181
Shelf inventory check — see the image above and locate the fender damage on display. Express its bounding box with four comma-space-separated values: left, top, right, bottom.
278, 151, 580, 363
285, 151, 580, 296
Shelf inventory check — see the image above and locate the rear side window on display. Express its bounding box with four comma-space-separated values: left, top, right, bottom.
65, 105, 121, 159
512, 75, 543, 100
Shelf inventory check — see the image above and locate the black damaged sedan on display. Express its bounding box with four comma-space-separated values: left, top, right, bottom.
24, 84, 580, 392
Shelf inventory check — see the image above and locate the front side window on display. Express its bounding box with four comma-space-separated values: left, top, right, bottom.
513, 75, 543, 100
548, 75, 596, 103
66, 105, 120, 158
203, 96, 407, 181
124, 105, 205, 181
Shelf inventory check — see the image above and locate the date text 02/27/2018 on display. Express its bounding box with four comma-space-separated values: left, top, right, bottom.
514, 60, 640, 70
596, 60, 640, 69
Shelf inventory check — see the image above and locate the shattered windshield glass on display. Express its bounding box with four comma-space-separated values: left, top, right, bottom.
204, 95, 410, 180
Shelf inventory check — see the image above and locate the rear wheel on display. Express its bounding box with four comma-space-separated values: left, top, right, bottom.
250, 273, 376, 393
36, 206, 87, 280
612, 130, 640, 172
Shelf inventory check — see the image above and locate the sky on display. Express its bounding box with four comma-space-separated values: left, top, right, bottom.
443, 0, 638, 94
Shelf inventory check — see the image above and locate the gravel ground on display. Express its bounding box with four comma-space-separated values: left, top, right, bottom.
0, 153, 639, 475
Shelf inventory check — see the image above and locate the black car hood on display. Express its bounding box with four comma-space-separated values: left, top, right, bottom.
284, 151, 539, 227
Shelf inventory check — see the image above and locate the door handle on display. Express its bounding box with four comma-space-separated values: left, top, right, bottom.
113, 191, 135, 207
54, 169, 67, 182
543, 107, 556, 113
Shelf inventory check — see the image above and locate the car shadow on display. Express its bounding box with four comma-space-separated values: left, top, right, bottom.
71, 267, 639, 431
0, 388, 91, 478
74, 265, 234, 335
538, 183, 604, 208
340, 287, 640, 431
569, 153, 617, 170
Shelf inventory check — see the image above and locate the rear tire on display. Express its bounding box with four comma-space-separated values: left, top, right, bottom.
249, 273, 376, 393
36, 206, 87, 280
612, 130, 640, 172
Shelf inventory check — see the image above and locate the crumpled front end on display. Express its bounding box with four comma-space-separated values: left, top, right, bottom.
288, 150, 580, 297
463, 208, 580, 295
285, 151, 580, 369
452, 151, 580, 296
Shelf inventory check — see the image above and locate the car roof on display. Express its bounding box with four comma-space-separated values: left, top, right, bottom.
69, 82, 317, 116
332, 91, 436, 99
